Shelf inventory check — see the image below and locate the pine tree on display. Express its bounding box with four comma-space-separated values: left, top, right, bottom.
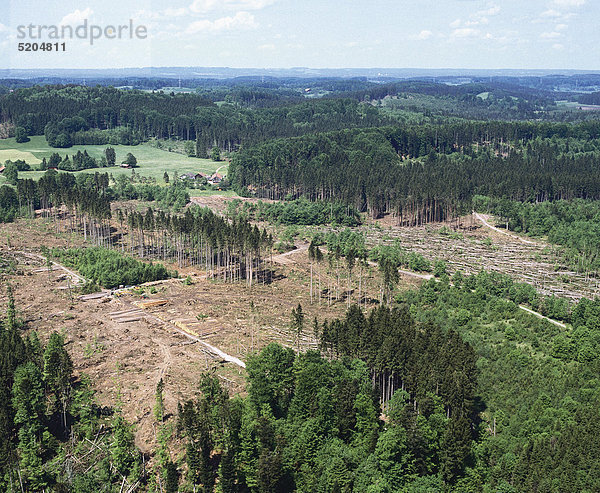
219, 447, 237, 493
43, 332, 73, 430
291, 304, 305, 353
105, 147, 116, 166
154, 378, 165, 422
12, 362, 48, 490
164, 460, 179, 493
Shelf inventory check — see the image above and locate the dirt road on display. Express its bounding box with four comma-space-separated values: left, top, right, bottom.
473, 212, 536, 245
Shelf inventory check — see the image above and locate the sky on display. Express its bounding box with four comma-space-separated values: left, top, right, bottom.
0, 0, 599, 70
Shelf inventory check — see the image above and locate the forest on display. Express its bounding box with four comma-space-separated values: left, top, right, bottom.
229, 123, 600, 220
225, 198, 361, 227
0, 85, 390, 152
2, 75, 600, 492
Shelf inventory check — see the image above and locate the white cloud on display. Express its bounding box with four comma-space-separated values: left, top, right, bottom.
234, 0, 277, 8
60, 8, 93, 25
464, 18, 486, 27
540, 31, 562, 38
190, 0, 277, 13
416, 30, 433, 40
556, 23, 568, 30
553, 0, 585, 6
552, 43, 565, 50
451, 4, 499, 30
189, 0, 220, 12
185, 11, 257, 34
258, 43, 276, 50
540, 9, 562, 17
452, 28, 480, 38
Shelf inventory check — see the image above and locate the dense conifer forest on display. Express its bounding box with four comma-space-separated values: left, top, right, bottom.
229, 123, 600, 221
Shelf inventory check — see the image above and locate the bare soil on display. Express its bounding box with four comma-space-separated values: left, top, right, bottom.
1, 208, 596, 453
0, 217, 392, 452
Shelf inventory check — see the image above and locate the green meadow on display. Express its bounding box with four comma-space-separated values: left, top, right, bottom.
0, 136, 227, 183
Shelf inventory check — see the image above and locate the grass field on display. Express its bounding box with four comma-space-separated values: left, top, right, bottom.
0, 136, 227, 183
0, 149, 42, 165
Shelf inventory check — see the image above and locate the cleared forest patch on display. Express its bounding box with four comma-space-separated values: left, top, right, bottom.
363, 213, 598, 301
1, 208, 594, 454
0, 216, 405, 451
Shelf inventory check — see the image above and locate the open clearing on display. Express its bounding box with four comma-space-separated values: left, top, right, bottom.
0, 216, 399, 451
0, 136, 227, 182
364, 212, 598, 301
0, 205, 596, 451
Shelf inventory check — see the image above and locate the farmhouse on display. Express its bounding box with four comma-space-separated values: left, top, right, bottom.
179, 172, 206, 181
208, 172, 224, 185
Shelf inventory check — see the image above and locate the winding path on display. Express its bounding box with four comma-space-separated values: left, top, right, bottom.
473, 212, 536, 245
215, 164, 228, 175
271, 243, 310, 265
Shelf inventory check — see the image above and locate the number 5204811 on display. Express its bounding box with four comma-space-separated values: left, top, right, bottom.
18, 42, 66, 52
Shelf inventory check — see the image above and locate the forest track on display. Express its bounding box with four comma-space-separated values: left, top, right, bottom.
17, 251, 86, 285
473, 212, 536, 245
272, 243, 309, 265
518, 305, 567, 328
398, 268, 433, 280
366, 260, 433, 281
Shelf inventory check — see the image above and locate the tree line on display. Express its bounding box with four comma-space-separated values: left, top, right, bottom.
229, 123, 600, 220
0, 85, 391, 151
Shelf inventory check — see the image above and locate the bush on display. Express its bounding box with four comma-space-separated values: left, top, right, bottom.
15, 126, 30, 143
51, 247, 175, 289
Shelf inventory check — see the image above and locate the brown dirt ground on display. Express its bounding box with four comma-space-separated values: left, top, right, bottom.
188, 195, 275, 213
2, 208, 594, 454
0, 217, 404, 453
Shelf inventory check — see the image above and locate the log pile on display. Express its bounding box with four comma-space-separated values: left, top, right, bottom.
363, 221, 599, 301
109, 308, 146, 323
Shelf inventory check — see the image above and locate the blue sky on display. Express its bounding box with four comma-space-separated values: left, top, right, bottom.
1, 0, 598, 70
